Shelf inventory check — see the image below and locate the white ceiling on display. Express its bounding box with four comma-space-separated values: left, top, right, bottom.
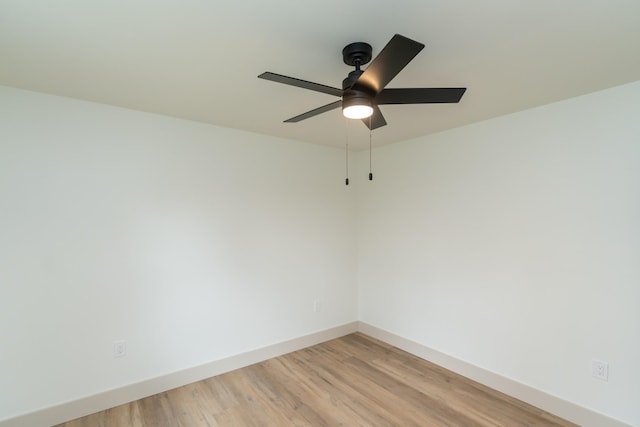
1, 1, 639, 150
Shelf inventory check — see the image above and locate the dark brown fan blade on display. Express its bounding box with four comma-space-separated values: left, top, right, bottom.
354, 34, 425, 94
283, 100, 342, 123
259, 72, 343, 97
376, 88, 466, 104
362, 105, 387, 130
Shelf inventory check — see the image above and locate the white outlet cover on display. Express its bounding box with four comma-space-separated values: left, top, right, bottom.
591, 359, 609, 381
113, 340, 126, 358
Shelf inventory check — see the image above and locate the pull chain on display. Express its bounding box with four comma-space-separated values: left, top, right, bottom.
345, 143, 349, 186
368, 116, 373, 181
345, 119, 350, 186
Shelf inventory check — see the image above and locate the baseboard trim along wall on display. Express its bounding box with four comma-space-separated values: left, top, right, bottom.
0, 322, 359, 427
3, 321, 631, 427
357, 321, 632, 427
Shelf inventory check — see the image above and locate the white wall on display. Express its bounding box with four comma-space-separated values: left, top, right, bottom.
356, 81, 640, 426
2, 81, 638, 425
0, 86, 357, 421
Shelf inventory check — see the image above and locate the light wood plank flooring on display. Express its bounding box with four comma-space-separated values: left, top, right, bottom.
56, 333, 577, 426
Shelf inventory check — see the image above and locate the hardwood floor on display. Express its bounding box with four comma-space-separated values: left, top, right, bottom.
56, 333, 577, 426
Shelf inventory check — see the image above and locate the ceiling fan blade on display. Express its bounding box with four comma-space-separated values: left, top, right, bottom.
376, 87, 467, 104
362, 105, 387, 130
283, 100, 342, 123
259, 72, 343, 97
355, 34, 425, 94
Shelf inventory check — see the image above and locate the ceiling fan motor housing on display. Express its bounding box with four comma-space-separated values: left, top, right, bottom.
342, 88, 373, 107
343, 68, 376, 117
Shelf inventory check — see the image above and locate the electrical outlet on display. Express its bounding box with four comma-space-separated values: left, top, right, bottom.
113, 340, 126, 358
313, 300, 322, 313
591, 359, 608, 381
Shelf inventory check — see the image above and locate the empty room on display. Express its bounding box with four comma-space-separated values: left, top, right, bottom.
1, 1, 638, 426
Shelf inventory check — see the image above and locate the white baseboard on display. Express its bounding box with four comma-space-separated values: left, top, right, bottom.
0, 322, 359, 427
3, 321, 631, 427
357, 321, 633, 427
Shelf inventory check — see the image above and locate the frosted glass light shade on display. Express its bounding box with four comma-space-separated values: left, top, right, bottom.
343, 104, 373, 119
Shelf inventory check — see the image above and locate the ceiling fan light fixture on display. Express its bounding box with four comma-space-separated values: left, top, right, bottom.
343, 104, 373, 119
342, 95, 373, 119
259, 34, 466, 130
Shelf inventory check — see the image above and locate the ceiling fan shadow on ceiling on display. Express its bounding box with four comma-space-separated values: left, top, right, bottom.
258, 34, 467, 130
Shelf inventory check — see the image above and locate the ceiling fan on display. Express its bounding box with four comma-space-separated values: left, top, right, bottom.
258, 34, 466, 130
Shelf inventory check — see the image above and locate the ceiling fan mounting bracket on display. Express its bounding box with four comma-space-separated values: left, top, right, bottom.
342, 42, 372, 67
